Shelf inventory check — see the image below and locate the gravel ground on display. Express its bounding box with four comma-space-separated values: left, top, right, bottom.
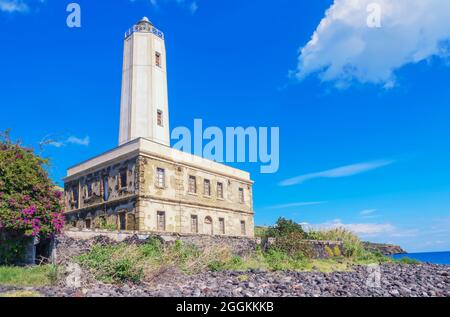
1, 263, 448, 297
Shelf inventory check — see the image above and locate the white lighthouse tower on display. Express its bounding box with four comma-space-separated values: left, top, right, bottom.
118, 17, 170, 147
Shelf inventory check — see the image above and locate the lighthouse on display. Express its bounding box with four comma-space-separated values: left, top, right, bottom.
118, 17, 170, 147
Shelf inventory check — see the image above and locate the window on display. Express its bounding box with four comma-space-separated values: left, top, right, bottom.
188, 176, 197, 193
240, 220, 246, 236
204, 217, 213, 235
156, 168, 165, 188
85, 219, 91, 229
157, 110, 163, 127
119, 212, 126, 231
120, 170, 127, 189
71, 186, 79, 209
86, 181, 93, 198
219, 218, 225, 235
217, 182, 224, 199
191, 215, 198, 233
71, 187, 78, 201
103, 176, 109, 201
98, 216, 106, 229
155, 52, 161, 67
204, 179, 211, 196
157, 211, 166, 231
238, 187, 245, 203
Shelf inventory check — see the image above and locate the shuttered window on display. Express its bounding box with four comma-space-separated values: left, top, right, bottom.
156, 168, 165, 188
191, 215, 198, 233
157, 211, 166, 231
238, 188, 244, 203
204, 179, 211, 196
188, 176, 197, 193
219, 218, 225, 235
240, 220, 246, 236
217, 182, 224, 199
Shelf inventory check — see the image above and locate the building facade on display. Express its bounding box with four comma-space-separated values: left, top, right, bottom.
63, 18, 255, 238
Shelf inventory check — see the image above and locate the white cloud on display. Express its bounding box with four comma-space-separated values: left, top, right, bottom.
359, 209, 378, 218
360, 209, 376, 216
45, 135, 90, 148
303, 219, 396, 237
0, 0, 29, 13
263, 201, 327, 210
279, 159, 394, 186
66, 136, 90, 146
294, 0, 450, 87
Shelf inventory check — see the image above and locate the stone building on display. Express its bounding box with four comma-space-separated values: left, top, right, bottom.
63, 18, 255, 237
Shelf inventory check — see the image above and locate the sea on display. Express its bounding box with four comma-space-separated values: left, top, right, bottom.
391, 251, 450, 266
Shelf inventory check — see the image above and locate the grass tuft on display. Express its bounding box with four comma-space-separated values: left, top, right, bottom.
0, 265, 52, 287
0, 290, 42, 297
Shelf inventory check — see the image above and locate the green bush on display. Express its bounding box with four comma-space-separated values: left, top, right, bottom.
324, 246, 334, 258
307, 228, 367, 258
262, 249, 307, 271
76, 244, 145, 283
254, 226, 269, 238
265, 218, 307, 239
76, 239, 237, 283
273, 231, 314, 258
333, 245, 341, 257
0, 130, 64, 264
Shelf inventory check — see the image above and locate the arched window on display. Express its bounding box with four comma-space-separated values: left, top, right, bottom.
204, 216, 213, 235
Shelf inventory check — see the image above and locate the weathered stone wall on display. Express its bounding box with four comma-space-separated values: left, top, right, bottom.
62, 231, 344, 259
63, 151, 255, 238
137, 155, 254, 237
258, 237, 344, 259
64, 158, 138, 212
61, 230, 256, 256
138, 155, 253, 212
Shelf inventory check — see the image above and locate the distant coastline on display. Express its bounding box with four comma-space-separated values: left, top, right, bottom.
362, 242, 407, 255
392, 251, 450, 266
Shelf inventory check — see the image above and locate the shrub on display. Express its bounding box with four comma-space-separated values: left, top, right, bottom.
76, 244, 145, 283
333, 245, 341, 257
265, 218, 306, 239
262, 249, 307, 271
76, 239, 236, 283
273, 231, 314, 258
307, 228, 367, 258
254, 226, 269, 238
0, 130, 64, 264
324, 246, 334, 258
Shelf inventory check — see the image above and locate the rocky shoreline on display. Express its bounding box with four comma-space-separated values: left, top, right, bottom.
1, 263, 449, 297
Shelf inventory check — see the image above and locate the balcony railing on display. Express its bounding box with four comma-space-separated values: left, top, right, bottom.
124, 24, 164, 40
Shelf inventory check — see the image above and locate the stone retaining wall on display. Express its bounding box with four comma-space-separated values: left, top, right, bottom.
62, 229, 343, 259
63, 229, 256, 256
258, 237, 344, 259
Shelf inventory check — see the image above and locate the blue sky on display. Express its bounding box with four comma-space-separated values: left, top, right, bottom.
1, 0, 450, 252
